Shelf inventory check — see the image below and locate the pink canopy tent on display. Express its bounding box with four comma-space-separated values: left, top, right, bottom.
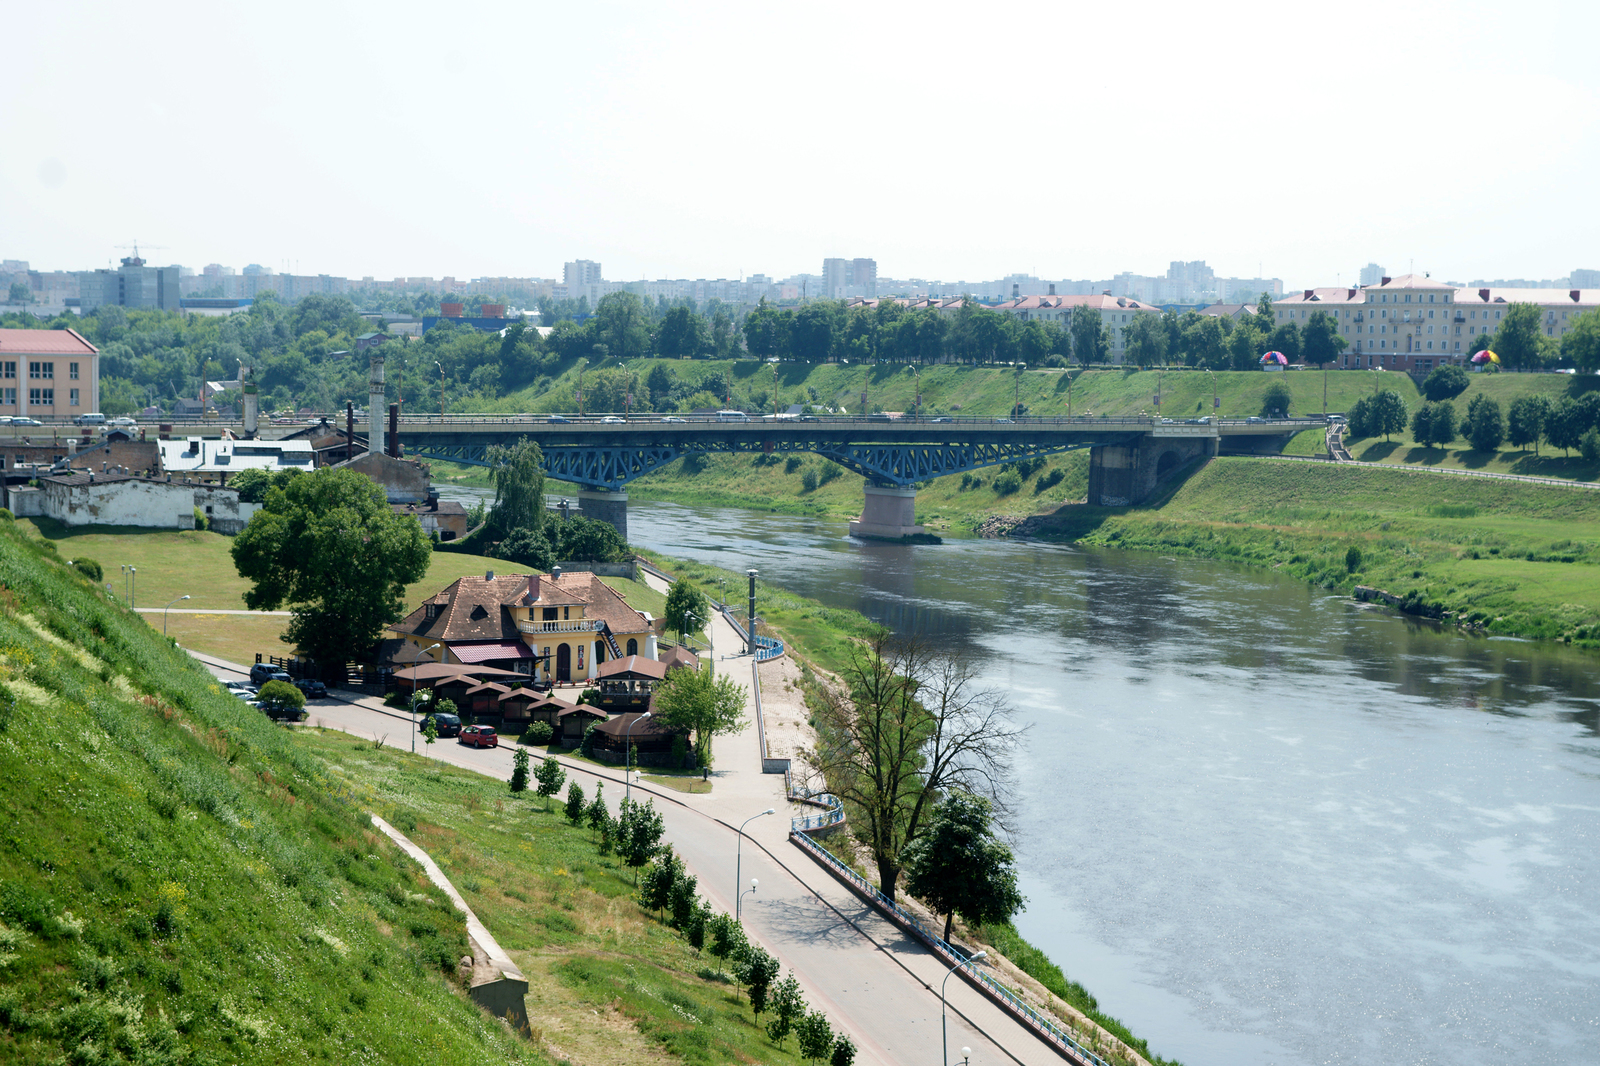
1260, 351, 1288, 365
1470, 350, 1500, 365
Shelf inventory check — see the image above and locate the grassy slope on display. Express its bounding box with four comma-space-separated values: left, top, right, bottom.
1031, 458, 1600, 643
0, 517, 528, 1065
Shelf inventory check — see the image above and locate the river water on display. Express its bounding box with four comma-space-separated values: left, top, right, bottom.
615, 498, 1600, 1066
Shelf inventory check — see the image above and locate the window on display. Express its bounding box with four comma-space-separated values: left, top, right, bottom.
69, 388, 79, 406
1405, 295, 1412, 303
1, 361, 13, 379
30, 388, 53, 405
1428, 310, 1435, 318
69, 362, 79, 380
626, 638, 638, 656
1429, 295, 1435, 302
2, 388, 13, 405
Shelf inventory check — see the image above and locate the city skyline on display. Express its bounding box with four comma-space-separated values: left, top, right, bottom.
4, 2, 1598, 289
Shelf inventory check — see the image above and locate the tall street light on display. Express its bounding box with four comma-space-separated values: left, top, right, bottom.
162, 595, 190, 637
412, 642, 441, 753
739, 877, 759, 920
735, 808, 775, 919
942, 950, 987, 1066
435, 361, 445, 419
128, 567, 136, 609
624, 711, 652, 804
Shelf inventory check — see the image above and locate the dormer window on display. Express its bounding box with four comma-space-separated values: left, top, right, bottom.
425, 603, 439, 620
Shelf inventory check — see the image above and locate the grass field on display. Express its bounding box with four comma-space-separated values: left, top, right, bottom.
1032, 458, 1600, 644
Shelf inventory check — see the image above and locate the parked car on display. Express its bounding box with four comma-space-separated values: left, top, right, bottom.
419, 712, 461, 738
458, 724, 498, 748
223, 680, 254, 693
249, 663, 292, 686
293, 678, 327, 698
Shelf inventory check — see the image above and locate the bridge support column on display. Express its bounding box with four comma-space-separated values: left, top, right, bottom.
577, 489, 628, 541
848, 483, 925, 541
1087, 434, 1213, 507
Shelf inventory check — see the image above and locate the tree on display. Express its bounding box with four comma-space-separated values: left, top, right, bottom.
510, 747, 530, 793
496, 526, 553, 570
657, 305, 710, 359
1301, 311, 1346, 367
706, 911, 746, 976
422, 716, 438, 745
1463, 394, 1505, 452
831, 1034, 857, 1066
1493, 303, 1546, 369
485, 437, 546, 539
7, 281, 30, 304
534, 756, 566, 809
1260, 380, 1292, 418
1546, 397, 1587, 455
1370, 389, 1409, 442
552, 514, 630, 563
796, 1009, 834, 1066
809, 634, 1024, 901
1227, 320, 1266, 372
663, 578, 709, 645
616, 797, 666, 877
738, 944, 779, 1016
669, 864, 700, 930
765, 972, 805, 1047
563, 780, 586, 825
1561, 309, 1600, 372
792, 303, 841, 362
231, 469, 431, 666
651, 664, 747, 773
1069, 307, 1109, 365
1584, 428, 1600, 463
901, 792, 1025, 943
1121, 314, 1166, 368
256, 680, 306, 722
1411, 401, 1456, 448
1345, 395, 1374, 440
1508, 394, 1550, 454
585, 781, 609, 835
1267, 322, 1302, 364
594, 292, 651, 360
1421, 364, 1470, 401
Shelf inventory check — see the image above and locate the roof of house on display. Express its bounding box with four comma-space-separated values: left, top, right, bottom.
1371, 273, 1454, 291
395, 661, 524, 683
390, 569, 652, 644
558, 702, 606, 719
592, 712, 681, 738
159, 437, 315, 475
661, 646, 700, 672
595, 655, 668, 680
1455, 286, 1600, 307
990, 294, 1160, 313
393, 500, 468, 519
0, 327, 97, 356
1274, 287, 1363, 306
1198, 303, 1259, 318
463, 682, 513, 698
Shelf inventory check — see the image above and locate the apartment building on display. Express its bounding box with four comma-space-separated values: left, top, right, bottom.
988, 293, 1163, 362
0, 328, 99, 419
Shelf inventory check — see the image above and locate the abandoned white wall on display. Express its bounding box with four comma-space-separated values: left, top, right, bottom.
193, 486, 259, 534
42, 479, 196, 529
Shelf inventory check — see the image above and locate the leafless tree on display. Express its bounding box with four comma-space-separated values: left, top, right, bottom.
806, 633, 1025, 901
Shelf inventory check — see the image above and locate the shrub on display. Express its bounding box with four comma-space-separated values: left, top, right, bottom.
1421, 363, 1470, 401
817, 462, 844, 486
1583, 428, 1600, 463
521, 720, 554, 745
784, 456, 803, 474
509, 748, 530, 793
564, 781, 586, 825
576, 688, 599, 706
579, 722, 597, 757
0, 508, 12, 521
192, 507, 208, 532
1034, 468, 1065, 494
991, 471, 1022, 495
257, 680, 306, 721
800, 468, 819, 492
1346, 546, 1363, 573
72, 558, 103, 582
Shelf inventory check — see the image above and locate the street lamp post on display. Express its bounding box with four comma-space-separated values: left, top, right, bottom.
129, 567, 136, 609
942, 950, 987, 1066
624, 711, 652, 804
1205, 368, 1217, 417
435, 361, 445, 419
162, 595, 190, 636
746, 569, 758, 656
739, 877, 759, 919
412, 642, 441, 753
735, 809, 775, 919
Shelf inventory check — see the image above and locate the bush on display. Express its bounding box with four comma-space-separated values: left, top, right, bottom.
576, 688, 599, 706
257, 680, 306, 721
496, 526, 553, 569
991, 471, 1022, 495
579, 722, 597, 758
521, 720, 554, 745
72, 558, 103, 582
800, 468, 819, 492
1583, 428, 1600, 463
1034, 468, 1064, 494
1422, 364, 1470, 401
192, 507, 208, 532
1346, 546, 1363, 573
1260, 380, 1293, 418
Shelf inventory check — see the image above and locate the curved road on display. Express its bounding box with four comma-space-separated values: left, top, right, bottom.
197, 646, 1088, 1066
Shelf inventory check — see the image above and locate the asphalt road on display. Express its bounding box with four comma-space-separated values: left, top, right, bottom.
202, 654, 1083, 1066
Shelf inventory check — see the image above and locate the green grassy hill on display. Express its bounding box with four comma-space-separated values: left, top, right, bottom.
1030, 458, 1600, 644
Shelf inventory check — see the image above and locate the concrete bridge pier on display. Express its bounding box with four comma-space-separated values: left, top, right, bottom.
1087, 434, 1216, 507
577, 489, 628, 540
848, 483, 926, 540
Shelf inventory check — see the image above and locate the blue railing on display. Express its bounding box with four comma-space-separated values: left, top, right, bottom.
720, 606, 786, 662
784, 773, 845, 833
789, 830, 1115, 1066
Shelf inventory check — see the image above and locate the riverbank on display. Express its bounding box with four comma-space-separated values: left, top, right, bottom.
1011, 456, 1600, 645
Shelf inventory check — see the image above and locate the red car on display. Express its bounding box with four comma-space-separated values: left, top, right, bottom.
458, 725, 498, 748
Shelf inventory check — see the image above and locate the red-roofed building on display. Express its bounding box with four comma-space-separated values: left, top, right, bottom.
0, 328, 98, 419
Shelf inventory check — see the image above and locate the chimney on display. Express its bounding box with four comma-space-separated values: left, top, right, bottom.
485, 570, 495, 580
1381, 276, 1391, 285
1479, 288, 1490, 301
346, 400, 354, 456
1048, 283, 1056, 296
1304, 289, 1313, 300
388, 403, 399, 458
551, 565, 562, 584
1102, 289, 1112, 296
1348, 288, 1356, 298
1012, 283, 1020, 299
368, 352, 385, 454
1572, 289, 1581, 302
527, 573, 539, 602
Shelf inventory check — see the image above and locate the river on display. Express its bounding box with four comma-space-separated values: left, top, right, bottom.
610, 498, 1600, 1066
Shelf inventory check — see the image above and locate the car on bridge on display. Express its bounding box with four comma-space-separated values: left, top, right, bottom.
547, 415, 571, 423
658, 416, 687, 423
10, 417, 42, 427
600, 416, 626, 424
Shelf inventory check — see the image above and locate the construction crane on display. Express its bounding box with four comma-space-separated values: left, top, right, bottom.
113, 241, 168, 265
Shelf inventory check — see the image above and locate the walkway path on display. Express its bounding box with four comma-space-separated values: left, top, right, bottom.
1245, 448, 1600, 490
190, 641, 1080, 1066
135, 608, 292, 616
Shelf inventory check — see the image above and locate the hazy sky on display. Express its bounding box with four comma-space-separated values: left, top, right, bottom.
5, 0, 1598, 288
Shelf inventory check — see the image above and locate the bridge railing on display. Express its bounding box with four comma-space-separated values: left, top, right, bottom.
392, 412, 1166, 428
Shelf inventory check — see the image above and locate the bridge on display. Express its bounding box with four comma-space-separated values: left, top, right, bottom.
382, 413, 1323, 540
